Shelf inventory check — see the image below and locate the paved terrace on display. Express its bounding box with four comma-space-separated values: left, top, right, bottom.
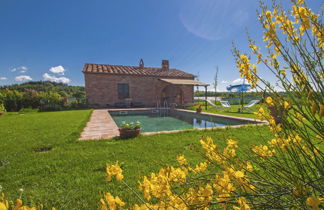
79, 109, 119, 140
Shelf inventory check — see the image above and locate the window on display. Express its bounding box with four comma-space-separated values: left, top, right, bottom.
117, 83, 129, 99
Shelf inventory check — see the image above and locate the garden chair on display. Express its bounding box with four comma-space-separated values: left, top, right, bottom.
242, 100, 260, 112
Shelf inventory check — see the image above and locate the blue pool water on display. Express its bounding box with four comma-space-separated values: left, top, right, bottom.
110, 110, 250, 133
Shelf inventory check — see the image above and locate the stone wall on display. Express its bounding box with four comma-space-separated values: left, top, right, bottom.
84, 73, 194, 108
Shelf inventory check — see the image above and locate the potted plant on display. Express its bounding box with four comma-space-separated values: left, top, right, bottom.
119, 121, 141, 139
196, 104, 203, 113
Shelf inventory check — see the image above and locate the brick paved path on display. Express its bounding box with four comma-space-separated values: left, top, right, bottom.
79, 109, 119, 140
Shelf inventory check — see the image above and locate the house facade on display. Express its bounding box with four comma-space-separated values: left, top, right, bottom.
83, 60, 202, 108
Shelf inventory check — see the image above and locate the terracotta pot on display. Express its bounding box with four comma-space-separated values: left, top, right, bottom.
268, 106, 284, 124
119, 128, 141, 139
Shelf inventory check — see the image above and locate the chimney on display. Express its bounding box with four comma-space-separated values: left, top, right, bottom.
162, 60, 169, 70
139, 59, 144, 68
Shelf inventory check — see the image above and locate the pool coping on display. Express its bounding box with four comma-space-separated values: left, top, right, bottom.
175, 108, 267, 124
141, 123, 268, 136
106, 107, 268, 137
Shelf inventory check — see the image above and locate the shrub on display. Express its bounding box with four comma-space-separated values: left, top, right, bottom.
0, 82, 87, 112
1, 89, 23, 112
0, 103, 6, 113
22, 89, 42, 109
39, 92, 64, 112
18, 107, 39, 114
102, 0, 323, 209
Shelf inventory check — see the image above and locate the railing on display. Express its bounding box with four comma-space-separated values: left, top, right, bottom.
163, 99, 169, 117
155, 99, 170, 117
156, 100, 160, 110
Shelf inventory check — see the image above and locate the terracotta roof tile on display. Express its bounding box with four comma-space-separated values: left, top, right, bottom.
83, 63, 195, 79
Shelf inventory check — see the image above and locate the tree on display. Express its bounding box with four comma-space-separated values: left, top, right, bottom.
22, 89, 41, 109
1, 89, 23, 111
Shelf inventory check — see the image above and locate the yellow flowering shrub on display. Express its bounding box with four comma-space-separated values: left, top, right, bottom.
100, 1, 323, 209
106, 161, 124, 182
100, 193, 125, 210
0, 193, 52, 210
102, 136, 259, 209
252, 145, 276, 157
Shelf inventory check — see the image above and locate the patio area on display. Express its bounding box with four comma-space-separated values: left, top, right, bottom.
79, 109, 119, 140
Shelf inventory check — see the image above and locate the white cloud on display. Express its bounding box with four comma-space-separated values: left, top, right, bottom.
20, 66, 28, 73
221, 80, 229, 84
15, 75, 32, 82
231, 78, 250, 85
49, 65, 65, 75
232, 78, 243, 84
42, 73, 70, 84
10, 66, 28, 73
0, 77, 7, 80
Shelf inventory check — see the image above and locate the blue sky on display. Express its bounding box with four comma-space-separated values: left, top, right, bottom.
0, 0, 321, 91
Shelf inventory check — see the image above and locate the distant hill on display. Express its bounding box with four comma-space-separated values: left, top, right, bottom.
0, 81, 85, 97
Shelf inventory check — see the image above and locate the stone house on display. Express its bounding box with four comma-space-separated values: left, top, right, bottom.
83, 59, 206, 108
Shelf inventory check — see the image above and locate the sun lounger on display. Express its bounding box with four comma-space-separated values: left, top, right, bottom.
206, 99, 222, 110
242, 100, 260, 111
220, 101, 232, 110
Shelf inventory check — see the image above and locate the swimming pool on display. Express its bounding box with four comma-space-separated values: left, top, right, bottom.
109, 109, 260, 133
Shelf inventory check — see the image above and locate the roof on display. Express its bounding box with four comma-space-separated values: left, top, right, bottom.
159, 78, 209, 86
83, 63, 195, 79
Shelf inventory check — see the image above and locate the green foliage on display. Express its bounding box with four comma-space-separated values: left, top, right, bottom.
39, 91, 64, 111
0, 102, 5, 113
119, 121, 141, 129
18, 107, 39, 114
0, 81, 86, 111
22, 89, 42, 109
0, 89, 24, 112
0, 81, 85, 94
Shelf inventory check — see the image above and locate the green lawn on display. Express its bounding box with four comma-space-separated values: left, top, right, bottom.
187, 103, 262, 119
0, 110, 272, 209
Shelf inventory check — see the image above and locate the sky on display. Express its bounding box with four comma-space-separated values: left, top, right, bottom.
0, 0, 321, 91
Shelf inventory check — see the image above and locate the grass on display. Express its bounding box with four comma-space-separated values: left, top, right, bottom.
187, 103, 262, 119
0, 110, 273, 209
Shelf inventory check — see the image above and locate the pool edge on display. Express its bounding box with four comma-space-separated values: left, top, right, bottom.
108, 108, 269, 137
